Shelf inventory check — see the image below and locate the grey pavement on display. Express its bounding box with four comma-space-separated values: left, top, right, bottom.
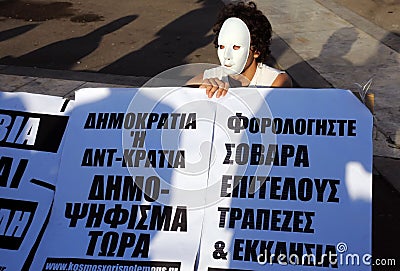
0, 0, 399, 192
254, 0, 400, 192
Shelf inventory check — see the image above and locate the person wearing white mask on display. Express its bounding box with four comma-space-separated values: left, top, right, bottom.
189, 1, 292, 98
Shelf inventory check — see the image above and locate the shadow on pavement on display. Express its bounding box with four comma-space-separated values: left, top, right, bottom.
0, 0, 75, 21
0, 15, 138, 70
0, 24, 38, 42
100, 0, 222, 77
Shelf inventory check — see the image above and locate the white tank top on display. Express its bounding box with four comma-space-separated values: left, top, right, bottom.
249, 63, 285, 87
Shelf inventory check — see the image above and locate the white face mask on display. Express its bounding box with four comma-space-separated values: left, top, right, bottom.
217, 17, 251, 75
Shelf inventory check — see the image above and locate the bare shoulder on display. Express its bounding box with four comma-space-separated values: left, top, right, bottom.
271, 72, 292, 88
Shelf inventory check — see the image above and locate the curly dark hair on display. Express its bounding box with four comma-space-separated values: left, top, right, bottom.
213, 1, 272, 63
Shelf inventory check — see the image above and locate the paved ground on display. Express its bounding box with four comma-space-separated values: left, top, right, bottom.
332, 0, 399, 33
0, 0, 399, 268
0, 0, 222, 75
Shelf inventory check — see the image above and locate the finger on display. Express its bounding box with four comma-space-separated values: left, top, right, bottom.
224, 81, 230, 91
199, 79, 210, 89
221, 82, 229, 97
216, 81, 229, 98
215, 88, 224, 98
216, 78, 225, 89
208, 78, 220, 98
200, 79, 212, 96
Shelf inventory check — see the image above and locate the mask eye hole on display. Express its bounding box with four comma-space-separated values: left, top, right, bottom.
233, 45, 241, 50
219, 45, 225, 49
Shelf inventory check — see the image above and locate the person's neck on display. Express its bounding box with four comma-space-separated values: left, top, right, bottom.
241, 59, 258, 82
